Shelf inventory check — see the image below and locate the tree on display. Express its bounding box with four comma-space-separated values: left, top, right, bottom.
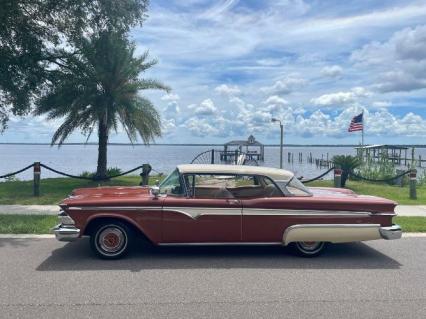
0, 0, 149, 131
34, 31, 169, 179
332, 155, 361, 187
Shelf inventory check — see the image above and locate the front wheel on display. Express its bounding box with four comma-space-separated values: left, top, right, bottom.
290, 241, 326, 257
90, 222, 131, 259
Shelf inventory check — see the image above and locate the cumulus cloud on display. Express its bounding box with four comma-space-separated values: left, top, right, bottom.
193, 98, 218, 116
261, 75, 306, 95
311, 87, 370, 106
161, 93, 180, 101
214, 84, 241, 96
351, 25, 426, 92
321, 65, 343, 78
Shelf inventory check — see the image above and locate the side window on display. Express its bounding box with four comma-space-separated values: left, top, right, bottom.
159, 169, 184, 196
185, 174, 236, 199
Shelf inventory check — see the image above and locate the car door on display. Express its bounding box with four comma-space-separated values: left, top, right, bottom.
161, 173, 242, 243
241, 177, 292, 243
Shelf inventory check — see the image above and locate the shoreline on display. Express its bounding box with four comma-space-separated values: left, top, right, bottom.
2, 143, 426, 148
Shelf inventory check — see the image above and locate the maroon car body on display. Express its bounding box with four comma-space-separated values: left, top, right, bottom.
53, 164, 401, 258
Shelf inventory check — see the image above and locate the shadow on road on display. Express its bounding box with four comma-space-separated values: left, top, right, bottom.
36, 238, 401, 271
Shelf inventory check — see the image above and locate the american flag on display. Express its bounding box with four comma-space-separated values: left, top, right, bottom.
348, 112, 363, 132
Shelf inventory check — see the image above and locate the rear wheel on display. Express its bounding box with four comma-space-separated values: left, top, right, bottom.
290, 241, 326, 257
90, 222, 132, 259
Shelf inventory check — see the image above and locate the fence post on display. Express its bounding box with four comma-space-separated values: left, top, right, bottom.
139, 164, 152, 186
409, 169, 417, 200
334, 168, 342, 188
33, 162, 41, 196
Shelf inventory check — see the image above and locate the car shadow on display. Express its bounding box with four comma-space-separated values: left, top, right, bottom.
36, 238, 401, 271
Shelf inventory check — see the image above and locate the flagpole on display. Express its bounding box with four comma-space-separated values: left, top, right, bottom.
362, 111, 364, 147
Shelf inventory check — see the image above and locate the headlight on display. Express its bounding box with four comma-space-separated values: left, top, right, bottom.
58, 210, 75, 225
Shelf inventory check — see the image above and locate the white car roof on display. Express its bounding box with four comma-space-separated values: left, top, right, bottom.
177, 164, 294, 181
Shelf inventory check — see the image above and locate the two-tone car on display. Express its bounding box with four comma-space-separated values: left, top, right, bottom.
53, 164, 402, 258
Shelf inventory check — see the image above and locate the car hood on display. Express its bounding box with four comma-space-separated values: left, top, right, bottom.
60, 186, 155, 207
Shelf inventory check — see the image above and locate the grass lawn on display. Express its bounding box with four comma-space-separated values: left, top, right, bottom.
0, 215, 424, 234
0, 175, 163, 205
307, 180, 425, 205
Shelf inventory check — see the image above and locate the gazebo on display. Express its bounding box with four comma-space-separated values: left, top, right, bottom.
221, 135, 264, 162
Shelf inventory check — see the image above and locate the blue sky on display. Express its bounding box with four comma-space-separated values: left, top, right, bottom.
3, 0, 426, 144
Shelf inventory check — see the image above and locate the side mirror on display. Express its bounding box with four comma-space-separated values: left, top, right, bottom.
151, 186, 160, 198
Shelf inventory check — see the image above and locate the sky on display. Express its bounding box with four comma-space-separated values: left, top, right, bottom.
2, 0, 426, 145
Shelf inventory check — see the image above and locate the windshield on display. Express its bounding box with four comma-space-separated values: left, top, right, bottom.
276, 177, 312, 197
159, 169, 184, 196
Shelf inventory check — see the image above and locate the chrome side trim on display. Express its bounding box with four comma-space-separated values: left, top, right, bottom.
379, 224, 402, 240
158, 242, 283, 246
68, 206, 163, 211
243, 209, 372, 216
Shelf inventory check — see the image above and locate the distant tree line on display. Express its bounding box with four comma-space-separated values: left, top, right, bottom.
0, 0, 169, 178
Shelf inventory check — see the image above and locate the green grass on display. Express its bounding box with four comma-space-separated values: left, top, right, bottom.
0, 215, 57, 234
307, 180, 426, 205
394, 217, 426, 233
0, 215, 424, 234
0, 175, 423, 205
0, 175, 163, 205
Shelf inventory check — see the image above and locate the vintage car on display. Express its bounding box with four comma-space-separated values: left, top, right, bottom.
53, 164, 402, 259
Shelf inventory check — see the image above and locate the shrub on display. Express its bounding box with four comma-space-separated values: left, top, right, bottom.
332, 155, 361, 187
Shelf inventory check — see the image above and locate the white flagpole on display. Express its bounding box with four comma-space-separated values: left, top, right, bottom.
362, 111, 365, 147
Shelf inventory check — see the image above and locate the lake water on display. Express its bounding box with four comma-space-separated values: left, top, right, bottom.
1, 144, 425, 180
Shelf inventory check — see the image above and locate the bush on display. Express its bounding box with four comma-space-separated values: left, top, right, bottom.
332, 155, 361, 187
79, 167, 123, 178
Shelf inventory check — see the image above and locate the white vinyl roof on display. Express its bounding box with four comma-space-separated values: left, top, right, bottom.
177, 164, 294, 181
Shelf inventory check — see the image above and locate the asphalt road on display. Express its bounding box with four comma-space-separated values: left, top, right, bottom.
0, 238, 425, 319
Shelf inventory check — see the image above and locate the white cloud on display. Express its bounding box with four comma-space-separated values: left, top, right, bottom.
311, 87, 370, 106
161, 93, 180, 101
351, 25, 426, 92
321, 65, 343, 78
194, 98, 218, 116
264, 95, 289, 105
261, 76, 306, 95
214, 84, 241, 96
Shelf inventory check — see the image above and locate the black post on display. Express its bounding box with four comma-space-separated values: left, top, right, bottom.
140, 164, 152, 186
33, 162, 41, 196
211, 149, 215, 164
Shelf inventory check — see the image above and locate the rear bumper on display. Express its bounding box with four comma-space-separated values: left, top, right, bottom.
52, 224, 80, 242
379, 224, 402, 240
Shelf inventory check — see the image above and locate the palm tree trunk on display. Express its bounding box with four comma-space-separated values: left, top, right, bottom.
95, 114, 108, 179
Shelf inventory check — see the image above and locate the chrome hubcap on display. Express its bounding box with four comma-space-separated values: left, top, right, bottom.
297, 241, 323, 253
98, 227, 125, 253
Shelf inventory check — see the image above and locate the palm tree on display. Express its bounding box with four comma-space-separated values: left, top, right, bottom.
332, 155, 361, 187
34, 31, 170, 179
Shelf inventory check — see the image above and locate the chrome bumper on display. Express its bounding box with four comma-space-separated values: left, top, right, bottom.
379, 224, 402, 240
52, 224, 80, 242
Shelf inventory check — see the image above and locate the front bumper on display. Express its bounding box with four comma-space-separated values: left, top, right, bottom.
379, 224, 402, 240
52, 224, 80, 242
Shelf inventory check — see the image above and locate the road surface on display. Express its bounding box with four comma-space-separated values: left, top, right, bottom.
0, 238, 425, 318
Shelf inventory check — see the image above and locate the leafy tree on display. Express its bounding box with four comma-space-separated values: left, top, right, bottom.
0, 0, 149, 131
332, 155, 361, 187
34, 32, 169, 179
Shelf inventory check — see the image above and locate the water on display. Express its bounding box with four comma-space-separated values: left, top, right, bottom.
1, 144, 425, 180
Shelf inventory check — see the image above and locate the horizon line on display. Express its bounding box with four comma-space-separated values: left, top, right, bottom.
1, 142, 426, 148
